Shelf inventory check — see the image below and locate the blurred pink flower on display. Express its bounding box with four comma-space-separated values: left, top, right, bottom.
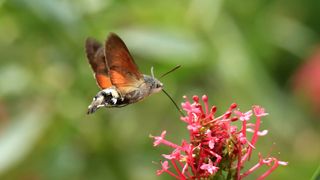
293, 47, 320, 114
151, 95, 287, 179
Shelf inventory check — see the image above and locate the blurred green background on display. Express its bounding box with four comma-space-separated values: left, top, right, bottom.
0, 0, 319, 179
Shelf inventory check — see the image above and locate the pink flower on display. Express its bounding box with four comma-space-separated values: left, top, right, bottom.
187, 123, 201, 133
253, 106, 268, 117
205, 130, 218, 149
151, 131, 180, 149
234, 110, 253, 121
156, 161, 169, 176
152, 95, 286, 180
162, 148, 181, 160
181, 99, 201, 114
153, 131, 166, 147
247, 128, 268, 136
200, 160, 219, 174
241, 153, 288, 179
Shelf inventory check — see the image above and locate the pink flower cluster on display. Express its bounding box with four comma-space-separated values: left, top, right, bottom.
151, 95, 287, 179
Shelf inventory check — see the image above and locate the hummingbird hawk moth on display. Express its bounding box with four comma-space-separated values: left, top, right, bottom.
85, 33, 164, 114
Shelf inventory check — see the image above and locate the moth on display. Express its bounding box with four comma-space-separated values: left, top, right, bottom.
85, 33, 164, 114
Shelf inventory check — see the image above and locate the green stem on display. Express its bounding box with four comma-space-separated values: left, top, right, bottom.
311, 164, 320, 180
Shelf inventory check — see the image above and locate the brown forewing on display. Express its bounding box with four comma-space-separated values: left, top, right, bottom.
85, 38, 112, 89
104, 33, 143, 93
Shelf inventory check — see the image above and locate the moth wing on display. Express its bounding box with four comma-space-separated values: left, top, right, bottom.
85, 37, 112, 89
104, 33, 143, 94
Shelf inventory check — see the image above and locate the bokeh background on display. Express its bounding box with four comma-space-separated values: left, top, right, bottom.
0, 0, 319, 179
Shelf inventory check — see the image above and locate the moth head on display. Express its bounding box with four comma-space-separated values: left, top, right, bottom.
151, 78, 164, 94
143, 75, 163, 94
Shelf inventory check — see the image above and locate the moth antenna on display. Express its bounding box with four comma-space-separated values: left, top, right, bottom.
162, 89, 185, 116
160, 65, 181, 79
151, 66, 155, 79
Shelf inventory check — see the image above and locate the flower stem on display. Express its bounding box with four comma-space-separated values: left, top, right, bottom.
257, 159, 279, 180
311, 164, 320, 180
240, 158, 263, 179
165, 169, 181, 179
236, 143, 242, 180
171, 160, 186, 179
